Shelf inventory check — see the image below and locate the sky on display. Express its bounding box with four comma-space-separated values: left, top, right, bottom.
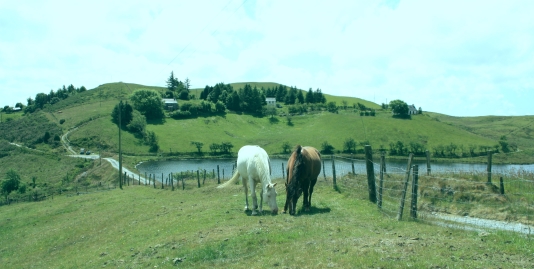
1, 0, 533, 117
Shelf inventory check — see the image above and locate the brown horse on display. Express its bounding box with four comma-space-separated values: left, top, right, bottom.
283, 145, 322, 215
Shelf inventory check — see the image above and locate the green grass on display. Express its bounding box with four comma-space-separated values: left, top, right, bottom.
1, 179, 532, 268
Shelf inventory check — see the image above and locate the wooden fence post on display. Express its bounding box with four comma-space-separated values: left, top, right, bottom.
410, 165, 419, 219
331, 155, 337, 188
323, 160, 326, 181
217, 165, 220, 184
197, 170, 200, 188
397, 153, 414, 221
182, 172, 185, 190
499, 177, 505, 195
153, 174, 156, 189
487, 151, 493, 184
145, 172, 147, 186
378, 151, 385, 209
282, 163, 285, 180
364, 145, 377, 203
161, 173, 164, 189
203, 170, 206, 185
426, 150, 431, 176
351, 153, 355, 175
171, 173, 174, 191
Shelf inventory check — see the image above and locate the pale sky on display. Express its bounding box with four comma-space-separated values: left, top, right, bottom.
1, 0, 533, 116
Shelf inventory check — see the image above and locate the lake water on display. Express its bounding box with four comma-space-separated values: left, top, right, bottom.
136, 157, 534, 180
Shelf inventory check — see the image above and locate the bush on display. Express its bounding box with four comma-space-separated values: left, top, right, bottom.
170, 111, 192, 119
59, 119, 65, 124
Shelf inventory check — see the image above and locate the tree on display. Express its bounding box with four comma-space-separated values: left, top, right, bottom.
111, 101, 133, 127
264, 106, 277, 118
215, 101, 226, 113
2, 169, 21, 203
191, 141, 204, 153
129, 90, 165, 121
127, 110, 147, 135
166, 71, 177, 92
282, 141, 291, 153
389, 99, 409, 117
343, 138, 357, 153
326, 101, 338, 113
321, 141, 335, 154
499, 136, 510, 153
305, 88, 314, 103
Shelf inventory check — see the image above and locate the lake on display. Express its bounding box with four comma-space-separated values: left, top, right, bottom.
136, 157, 534, 180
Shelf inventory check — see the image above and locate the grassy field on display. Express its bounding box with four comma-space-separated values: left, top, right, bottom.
1, 176, 533, 269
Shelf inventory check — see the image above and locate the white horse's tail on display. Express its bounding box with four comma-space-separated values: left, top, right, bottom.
217, 170, 240, 189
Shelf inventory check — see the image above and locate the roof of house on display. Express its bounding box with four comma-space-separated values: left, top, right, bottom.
163, 98, 178, 104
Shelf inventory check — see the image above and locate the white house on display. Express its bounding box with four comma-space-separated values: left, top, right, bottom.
408, 104, 418, 115
163, 98, 178, 111
266, 97, 276, 106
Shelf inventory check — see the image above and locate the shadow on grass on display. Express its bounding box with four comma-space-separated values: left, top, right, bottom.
269, 117, 279, 124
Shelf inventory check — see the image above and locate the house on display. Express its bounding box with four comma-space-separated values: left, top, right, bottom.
163, 98, 178, 111
408, 104, 418, 115
266, 97, 276, 106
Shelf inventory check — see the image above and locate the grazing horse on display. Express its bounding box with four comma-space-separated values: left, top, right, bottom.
217, 145, 278, 215
283, 145, 321, 215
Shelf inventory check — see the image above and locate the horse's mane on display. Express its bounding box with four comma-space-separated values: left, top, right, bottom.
255, 152, 272, 185
288, 145, 304, 193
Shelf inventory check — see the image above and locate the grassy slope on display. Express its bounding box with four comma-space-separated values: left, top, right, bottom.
1, 180, 531, 268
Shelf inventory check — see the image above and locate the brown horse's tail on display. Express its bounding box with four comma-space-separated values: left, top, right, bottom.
217, 170, 240, 189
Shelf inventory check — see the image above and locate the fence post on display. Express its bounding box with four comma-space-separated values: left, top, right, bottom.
425, 150, 431, 176
364, 145, 377, 203
197, 170, 200, 188
378, 151, 385, 209
145, 172, 147, 186
182, 172, 185, 190
397, 153, 414, 221
499, 177, 505, 195
487, 151, 493, 184
217, 165, 220, 184
282, 163, 285, 180
161, 173, 164, 189
153, 174, 156, 189
323, 160, 326, 181
203, 170, 206, 185
171, 173, 174, 191
331, 155, 337, 188
410, 165, 419, 219
351, 153, 355, 175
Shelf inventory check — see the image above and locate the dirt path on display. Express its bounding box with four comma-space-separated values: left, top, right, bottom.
104, 158, 148, 184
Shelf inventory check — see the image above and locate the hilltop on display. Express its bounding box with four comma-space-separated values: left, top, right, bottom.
0, 81, 533, 195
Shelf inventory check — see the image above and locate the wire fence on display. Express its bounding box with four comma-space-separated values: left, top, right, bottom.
330, 151, 534, 237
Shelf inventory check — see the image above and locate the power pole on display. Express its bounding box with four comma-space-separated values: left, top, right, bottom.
118, 99, 123, 190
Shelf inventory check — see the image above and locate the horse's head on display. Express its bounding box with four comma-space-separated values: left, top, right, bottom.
263, 183, 278, 214
286, 177, 303, 215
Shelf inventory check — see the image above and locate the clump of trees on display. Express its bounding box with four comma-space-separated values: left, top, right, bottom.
1, 169, 24, 203
111, 98, 159, 152
166, 72, 191, 100
23, 84, 87, 114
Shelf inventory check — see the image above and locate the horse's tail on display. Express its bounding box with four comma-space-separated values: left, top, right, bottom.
217, 170, 240, 189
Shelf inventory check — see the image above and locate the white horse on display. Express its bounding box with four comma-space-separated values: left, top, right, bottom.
217, 145, 278, 215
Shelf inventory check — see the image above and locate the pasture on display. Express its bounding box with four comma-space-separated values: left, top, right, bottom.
1, 174, 533, 268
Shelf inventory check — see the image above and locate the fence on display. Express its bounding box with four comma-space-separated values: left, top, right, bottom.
329, 148, 534, 237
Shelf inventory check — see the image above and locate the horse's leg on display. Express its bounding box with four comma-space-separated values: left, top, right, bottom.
259, 187, 264, 214
243, 177, 249, 212
249, 177, 258, 215
308, 178, 317, 210
303, 181, 310, 212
